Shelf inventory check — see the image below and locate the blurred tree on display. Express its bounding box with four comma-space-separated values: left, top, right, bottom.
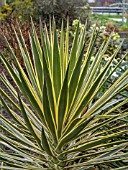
32, 0, 89, 23
1, 0, 90, 24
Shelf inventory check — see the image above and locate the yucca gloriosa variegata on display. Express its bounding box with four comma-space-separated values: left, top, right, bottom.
0, 19, 128, 170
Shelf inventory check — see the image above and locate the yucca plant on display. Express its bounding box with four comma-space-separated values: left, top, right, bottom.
0, 19, 128, 170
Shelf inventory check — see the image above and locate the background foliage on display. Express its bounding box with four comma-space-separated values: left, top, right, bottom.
1, 0, 89, 23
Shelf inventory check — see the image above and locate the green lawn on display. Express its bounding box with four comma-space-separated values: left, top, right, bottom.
94, 14, 122, 19
91, 14, 123, 25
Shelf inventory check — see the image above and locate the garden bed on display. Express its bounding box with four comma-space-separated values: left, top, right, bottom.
118, 31, 128, 50
118, 31, 128, 38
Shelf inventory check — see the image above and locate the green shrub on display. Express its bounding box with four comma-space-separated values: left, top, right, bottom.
0, 19, 128, 169
11, 0, 36, 20
0, 0, 37, 21
119, 24, 128, 31
0, 4, 12, 20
